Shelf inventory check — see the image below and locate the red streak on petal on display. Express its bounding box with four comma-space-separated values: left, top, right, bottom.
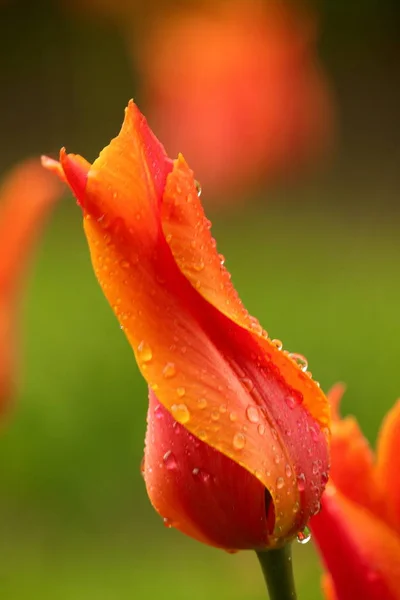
144, 389, 272, 550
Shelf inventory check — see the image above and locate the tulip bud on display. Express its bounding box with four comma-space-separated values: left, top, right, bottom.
43, 101, 330, 550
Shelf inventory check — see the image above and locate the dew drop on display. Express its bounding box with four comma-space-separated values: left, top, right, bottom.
321, 471, 329, 486
255, 469, 263, 480
219, 404, 227, 414
162, 363, 177, 379
218, 253, 225, 265
163, 517, 173, 529
285, 464, 293, 478
197, 429, 207, 440
297, 527, 311, 545
211, 409, 220, 421
193, 261, 205, 272
285, 395, 297, 410
138, 341, 153, 363
195, 180, 202, 196
163, 450, 177, 470
246, 406, 259, 423
289, 353, 308, 372
176, 387, 186, 398
166, 233, 173, 243
276, 477, 285, 490
297, 473, 306, 492
229, 411, 237, 422
240, 377, 254, 393
258, 424, 265, 436
272, 339, 283, 350
192, 468, 211, 483
154, 404, 163, 419
140, 456, 145, 477
312, 461, 320, 476
233, 432, 246, 450
197, 398, 207, 409
171, 403, 190, 424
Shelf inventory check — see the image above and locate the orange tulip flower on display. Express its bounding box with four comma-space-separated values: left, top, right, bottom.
140, 0, 335, 197
0, 159, 61, 416
311, 385, 400, 600
43, 100, 330, 550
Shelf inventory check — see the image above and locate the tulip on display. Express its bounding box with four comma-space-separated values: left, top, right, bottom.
140, 0, 335, 197
311, 384, 400, 600
42, 101, 329, 595
0, 159, 61, 416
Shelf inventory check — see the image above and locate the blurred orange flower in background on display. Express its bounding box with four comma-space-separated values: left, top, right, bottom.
0, 160, 62, 416
43, 100, 330, 550
311, 385, 400, 600
141, 0, 335, 198
64, 0, 336, 200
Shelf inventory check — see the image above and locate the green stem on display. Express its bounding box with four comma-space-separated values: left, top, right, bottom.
256, 544, 297, 600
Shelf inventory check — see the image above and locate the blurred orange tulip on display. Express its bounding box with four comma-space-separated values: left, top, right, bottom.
0, 159, 62, 415
140, 0, 335, 197
43, 100, 330, 550
311, 385, 400, 600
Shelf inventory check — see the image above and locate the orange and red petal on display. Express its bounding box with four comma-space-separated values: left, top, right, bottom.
376, 400, 400, 535
144, 390, 272, 550
0, 158, 62, 411
162, 154, 330, 433
49, 101, 329, 542
311, 486, 400, 600
329, 415, 384, 517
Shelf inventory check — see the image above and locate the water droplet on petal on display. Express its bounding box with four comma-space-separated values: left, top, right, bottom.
138, 341, 152, 363
218, 253, 225, 265
289, 353, 308, 372
246, 406, 259, 423
258, 424, 265, 435
193, 261, 205, 272
195, 180, 202, 196
176, 387, 186, 398
240, 377, 254, 393
272, 339, 283, 350
276, 477, 285, 490
297, 473, 306, 492
219, 404, 227, 414
140, 456, 145, 477
285, 464, 293, 478
233, 432, 246, 450
197, 429, 207, 440
154, 404, 163, 419
286, 395, 298, 410
171, 403, 190, 424
162, 363, 177, 379
297, 527, 311, 545
163, 517, 173, 528
211, 409, 220, 421
229, 411, 237, 422
197, 398, 207, 409
192, 468, 211, 483
163, 450, 177, 470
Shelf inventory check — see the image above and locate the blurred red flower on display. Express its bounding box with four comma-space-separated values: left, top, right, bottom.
311, 384, 400, 600
43, 100, 331, 550
0, 159, 61, 416
140, 0, 335, 198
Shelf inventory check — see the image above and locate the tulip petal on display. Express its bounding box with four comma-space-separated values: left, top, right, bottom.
0, 159, 62, 412
376, 400, 400, 535
329, 416, 384, 517
144, 390, 272, 550
325, 385, 384, 517
311, 486, 400, 600
162, 155, 330, 432
48, 101, 329, 543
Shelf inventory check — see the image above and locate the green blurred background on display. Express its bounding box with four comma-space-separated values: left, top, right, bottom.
0, 0, 399, 598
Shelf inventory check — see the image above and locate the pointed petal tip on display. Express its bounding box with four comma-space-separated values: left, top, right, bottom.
58, 149, 90, 206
